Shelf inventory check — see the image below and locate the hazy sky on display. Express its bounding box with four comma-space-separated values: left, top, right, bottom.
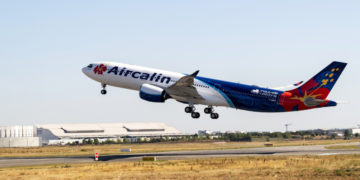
1, 1, 359, 133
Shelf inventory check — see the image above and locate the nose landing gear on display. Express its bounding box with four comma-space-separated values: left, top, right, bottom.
101, 84, 107, 95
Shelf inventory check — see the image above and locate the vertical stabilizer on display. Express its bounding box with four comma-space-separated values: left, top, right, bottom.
288, 61, 347, 100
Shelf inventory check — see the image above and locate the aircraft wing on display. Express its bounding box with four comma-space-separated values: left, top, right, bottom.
272, 81, 304, 90
165, 70, 204, 101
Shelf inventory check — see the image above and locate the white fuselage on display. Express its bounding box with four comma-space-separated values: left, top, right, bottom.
82, 62, 231, 107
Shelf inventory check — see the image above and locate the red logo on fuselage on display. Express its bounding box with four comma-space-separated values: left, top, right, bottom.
94, 64, 107, 75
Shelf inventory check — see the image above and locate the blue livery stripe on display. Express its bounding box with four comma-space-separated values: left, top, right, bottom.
196, 79, 236, 108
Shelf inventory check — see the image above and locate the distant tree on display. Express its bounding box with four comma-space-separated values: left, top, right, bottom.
94, 138, 99, 145
355, 133, 359, 138
271, 132, 283, 139
150, 138, 161, 143
223, 133, 252, 142
137, 137, 143, 143
344, 129, 351, 140
206, 134, 210, 140
82, 139, 87, 144
103, 139, 116, 144
86, 139, 92, 144
123, 138, 130, 143
193, 134, 199, 141
283, 132, 291, 139
331, 134, 337, 139
243, 134, 252, 141
159, 136, 165, 142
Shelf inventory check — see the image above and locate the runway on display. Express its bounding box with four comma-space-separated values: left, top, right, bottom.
0, 142, 359, 168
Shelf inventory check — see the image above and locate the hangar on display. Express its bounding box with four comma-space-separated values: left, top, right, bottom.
37, 122, 182, 145
0, 125, 40, 147
0, 122, 182, 147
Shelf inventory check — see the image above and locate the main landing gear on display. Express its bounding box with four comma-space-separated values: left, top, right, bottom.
204, 106, 219, 119
185, 105, 219, 119
101, 84, 107, 95
185, 105, 200, 119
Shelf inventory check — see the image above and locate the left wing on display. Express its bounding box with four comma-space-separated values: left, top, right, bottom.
165, 70, 204, 101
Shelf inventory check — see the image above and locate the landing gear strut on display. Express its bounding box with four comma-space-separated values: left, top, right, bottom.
101, 84, 107, 95
204, 106, 219, 119
185, 105, 200, 119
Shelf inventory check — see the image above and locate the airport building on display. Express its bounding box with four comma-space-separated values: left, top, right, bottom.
0, 122, 182, 147
198, 130, 212, 136
0, 126, 41, 147
350, 128, 360, 135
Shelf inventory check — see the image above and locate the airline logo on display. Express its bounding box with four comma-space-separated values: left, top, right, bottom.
93, 64, 172, 84
94, 64, 107, 75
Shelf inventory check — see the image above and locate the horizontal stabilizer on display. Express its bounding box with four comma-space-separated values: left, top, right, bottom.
272, 81, 304, 90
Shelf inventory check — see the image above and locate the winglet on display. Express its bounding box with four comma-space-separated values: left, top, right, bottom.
190, 70, 200, 77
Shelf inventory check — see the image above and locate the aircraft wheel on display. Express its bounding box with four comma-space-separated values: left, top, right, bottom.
204, 108, 212, 114
211, 113, 219, 119
101, 84, 107, 95
191, 112, 200, 119
185, 107, 193, 113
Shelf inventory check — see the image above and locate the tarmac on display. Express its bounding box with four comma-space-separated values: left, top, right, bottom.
0, 142, 359, 168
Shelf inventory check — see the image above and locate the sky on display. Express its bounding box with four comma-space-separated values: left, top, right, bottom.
0, 1, 359, 133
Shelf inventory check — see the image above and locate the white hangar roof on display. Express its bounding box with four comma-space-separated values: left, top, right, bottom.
36, 122, 182, 138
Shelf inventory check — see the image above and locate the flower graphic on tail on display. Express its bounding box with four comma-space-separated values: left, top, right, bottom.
94, 64, 107, 75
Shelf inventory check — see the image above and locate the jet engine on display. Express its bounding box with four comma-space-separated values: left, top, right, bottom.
139, 84, 168, 103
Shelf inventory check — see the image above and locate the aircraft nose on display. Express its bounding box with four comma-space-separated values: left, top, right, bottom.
82, 67, 89, 75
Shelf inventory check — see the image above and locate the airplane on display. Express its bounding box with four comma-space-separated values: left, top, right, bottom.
82, 61, 347, 119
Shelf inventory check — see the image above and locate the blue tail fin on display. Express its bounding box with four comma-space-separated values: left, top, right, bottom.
288, 61, 347, 100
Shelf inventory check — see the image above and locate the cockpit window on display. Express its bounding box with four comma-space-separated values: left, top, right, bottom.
87, 64, 93, 68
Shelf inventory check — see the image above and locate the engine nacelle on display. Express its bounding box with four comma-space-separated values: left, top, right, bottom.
139, 84, 168, 103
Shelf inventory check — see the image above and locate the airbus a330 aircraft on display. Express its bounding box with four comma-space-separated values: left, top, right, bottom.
82, 61, 347, 119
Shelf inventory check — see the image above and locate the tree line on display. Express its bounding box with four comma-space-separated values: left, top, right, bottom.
68, 130, 358, 145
